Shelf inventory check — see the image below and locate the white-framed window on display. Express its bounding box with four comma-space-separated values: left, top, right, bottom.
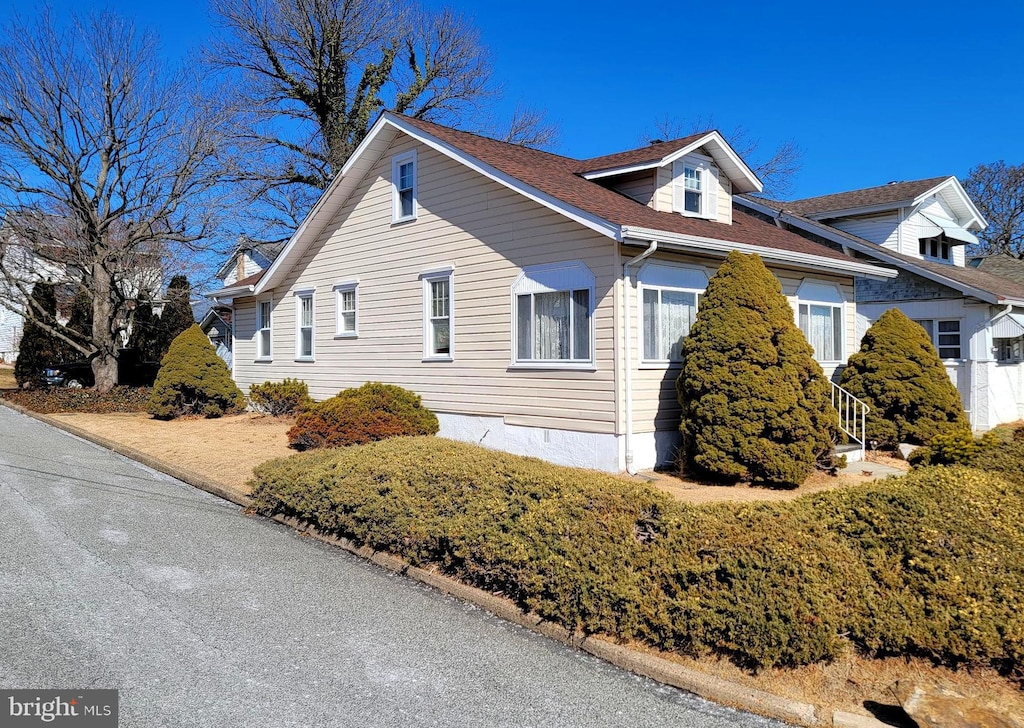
919, 236, 951, 262
334, 281, 358, 337
913, 318, 963, 359
672, 154, 718, 220
392, 150, 417, 222
512, 261, 595, 367
796, 280, 845, 363
638, 263, 708, 363
421, 268, 453, 360
256, 298, 272, 360
295, 289, 314, 360
996, 337, 1023, 363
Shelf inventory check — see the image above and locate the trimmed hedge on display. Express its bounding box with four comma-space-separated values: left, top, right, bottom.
251, 437, 1024, 675
287, 382, 438, 450
249, 379, 311, 416
1, 386, 151, 414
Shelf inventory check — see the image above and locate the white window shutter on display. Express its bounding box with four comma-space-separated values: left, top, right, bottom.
705, 164, 719, 220
672, 160, 684, 213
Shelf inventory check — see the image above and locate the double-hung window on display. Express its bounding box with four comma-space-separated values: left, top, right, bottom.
796, 280, 845, 363
392, 151, 417, 222
256, 298, 272, 360
913, 318, 962, 359
512, 261, 594, 366
295, 289, 314, 360
334, 282, 358, 337
672, 155, 718, 220
638, 264, 708, 363
422, 268, 453, 360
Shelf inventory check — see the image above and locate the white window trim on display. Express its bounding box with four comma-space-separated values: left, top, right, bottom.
255, 296, 273, 362
421, 267, 453, 362
392, 150, 418, 223
919, 236, 952, 262
294, 288, 315, 361
510, 260, 596, 370
913, 318, 964, 360
795, 280, 846, 365
637, 263, 708, 367
995, 336, 1023, 363
334, 280, 359, 338
672, 153, 718, 221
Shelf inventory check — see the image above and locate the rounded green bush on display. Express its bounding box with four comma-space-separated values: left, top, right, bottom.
676, 251, 838, 486
147, 324, 245, 419
249, 378, 312, 416
287, 382, 439, 450
839, 309, 967, 447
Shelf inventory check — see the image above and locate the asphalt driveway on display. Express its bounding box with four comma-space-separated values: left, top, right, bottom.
0, 407, 783, 727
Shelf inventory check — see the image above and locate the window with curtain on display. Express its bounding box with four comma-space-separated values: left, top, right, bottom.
256, 299, 271, 359
295, 291, 314, 359
799, 303, 842, 362
642, 288, 699, 361
516, 289, 590, 362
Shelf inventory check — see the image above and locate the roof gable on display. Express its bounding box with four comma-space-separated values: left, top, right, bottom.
576, 130, 762, 194
786, 176, 986, 231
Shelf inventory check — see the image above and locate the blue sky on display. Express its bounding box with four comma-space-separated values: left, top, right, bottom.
4, 0, 1023, 199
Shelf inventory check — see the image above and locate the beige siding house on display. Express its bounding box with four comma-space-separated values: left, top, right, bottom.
211, 113, 894, 472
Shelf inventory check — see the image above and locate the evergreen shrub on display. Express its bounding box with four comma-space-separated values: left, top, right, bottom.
147, 324, 244, 419
15, 282, 68, 388
676, 251, 838, 486
286, 382, 438, 450
249, 379, 312, 416
839, 309, 967, 446
250, 437, 1024, 674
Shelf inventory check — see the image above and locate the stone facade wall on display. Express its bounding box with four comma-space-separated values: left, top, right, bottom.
856, 269, 959, 303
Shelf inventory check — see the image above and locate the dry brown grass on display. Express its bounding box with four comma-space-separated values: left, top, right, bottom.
42, 410, 1021, 720
47, 412, 294, 496
0, 364, 16, 390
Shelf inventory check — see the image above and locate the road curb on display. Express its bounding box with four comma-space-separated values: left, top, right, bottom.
2, 398, 871, 726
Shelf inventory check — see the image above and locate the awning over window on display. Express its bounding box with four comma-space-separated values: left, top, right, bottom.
920, 213, 978, 245
991, 312, 1024, 339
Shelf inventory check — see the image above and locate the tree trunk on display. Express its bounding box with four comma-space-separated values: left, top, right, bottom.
91, 261, 118, 394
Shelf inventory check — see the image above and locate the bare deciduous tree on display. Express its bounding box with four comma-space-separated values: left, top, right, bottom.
963, 161, 1024, 258
209, 0, 555, 238
0, 10, 240, 392
643, 115, 802, 199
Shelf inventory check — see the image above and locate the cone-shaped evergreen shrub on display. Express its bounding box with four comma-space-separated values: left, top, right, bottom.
147, 324, 244, 419
838, 308, 967, 446
15, 282, 67, 388
676, 252, 838, 486
287, 382, 439, 450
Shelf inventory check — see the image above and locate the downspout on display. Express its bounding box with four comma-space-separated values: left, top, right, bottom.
623, 240, 659, 474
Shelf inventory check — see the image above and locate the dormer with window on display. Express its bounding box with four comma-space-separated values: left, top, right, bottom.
575, 131, 762, 226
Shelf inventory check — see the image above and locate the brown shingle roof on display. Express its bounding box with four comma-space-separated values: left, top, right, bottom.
747, 196, 1024, 302
398, 116, 855, 263
970, 253, 1024, 287
786, 177, 952, 216
573, 132, 711, 174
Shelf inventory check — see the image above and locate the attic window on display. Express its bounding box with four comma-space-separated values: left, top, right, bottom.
919, 236, 950, 262
672, 155, 718, 221
392, 150, 417, 222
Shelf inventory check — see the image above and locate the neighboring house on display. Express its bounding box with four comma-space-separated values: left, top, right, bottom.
738, 179, 1024, 430
0, 227, 69, 362
201, 240, 285, 370
209, 112, 894, 472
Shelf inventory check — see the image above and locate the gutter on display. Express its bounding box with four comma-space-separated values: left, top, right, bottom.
206, 284, 255, 302
620, 225, 897, 281
622, 240, 659, 475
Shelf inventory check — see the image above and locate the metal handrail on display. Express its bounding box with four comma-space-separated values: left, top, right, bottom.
830, 382, 870, 461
